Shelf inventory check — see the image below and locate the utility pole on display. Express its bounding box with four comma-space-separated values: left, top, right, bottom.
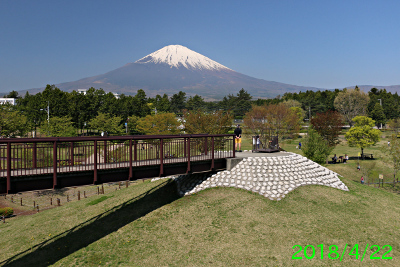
40, 101, 50, 127
46, 101, 49, 124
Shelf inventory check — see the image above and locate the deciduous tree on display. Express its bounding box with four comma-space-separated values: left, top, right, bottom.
182, 110, 233, 134
136, 113, 180, 135
89, 113, 124, 135
387, 118, 400, 134
244, 103, 300, 147
311, 110, 344, 146
345, 116, 381, 156
381, 135, 400, 186
334, 87, 370, 126
0, 106, 29, 137
39, 116, 76, 137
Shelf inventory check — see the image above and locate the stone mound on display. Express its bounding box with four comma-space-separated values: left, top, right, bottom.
173, 153, 349, 200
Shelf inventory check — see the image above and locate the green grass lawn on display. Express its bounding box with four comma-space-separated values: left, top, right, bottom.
1, 131, 400, 266
1, 172, 400, 266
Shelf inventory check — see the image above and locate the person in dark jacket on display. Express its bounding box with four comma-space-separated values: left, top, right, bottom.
234, 125, 242, 152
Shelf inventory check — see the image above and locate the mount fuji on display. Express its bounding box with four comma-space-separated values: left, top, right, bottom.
31, 45, 323, 99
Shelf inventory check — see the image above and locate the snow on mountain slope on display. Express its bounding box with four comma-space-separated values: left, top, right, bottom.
135, 45, 231, 71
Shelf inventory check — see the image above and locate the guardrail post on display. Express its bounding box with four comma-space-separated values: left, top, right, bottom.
184, 138, 187, 157
211, 136, 215, 170
104, 140, 107, 164
134, 140, 137, 162
94, 140, 98, 184
232, 135, 235, 158
53, 141, 57, 189
204, 137, 208, 156
7, 142, 11, 194
159, 138, 164, 176
129, 139, 133, 180
187, 137, 191, 173
32, 142, 37, 168
70, 142, 74, 166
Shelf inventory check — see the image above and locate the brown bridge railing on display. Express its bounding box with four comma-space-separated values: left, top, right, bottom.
0, 134, 235, 193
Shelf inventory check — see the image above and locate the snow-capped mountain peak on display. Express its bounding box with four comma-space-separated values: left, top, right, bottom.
135, 45, 231, 71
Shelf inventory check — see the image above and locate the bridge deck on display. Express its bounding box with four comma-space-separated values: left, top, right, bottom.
0, 134, 234, 194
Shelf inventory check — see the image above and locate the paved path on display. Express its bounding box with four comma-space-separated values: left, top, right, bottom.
235, 151, 291, 158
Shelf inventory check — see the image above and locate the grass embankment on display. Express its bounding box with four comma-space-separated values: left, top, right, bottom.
1, 170, 400, 266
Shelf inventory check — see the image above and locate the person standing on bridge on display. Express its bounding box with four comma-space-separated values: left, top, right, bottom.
234, 124, 242, 152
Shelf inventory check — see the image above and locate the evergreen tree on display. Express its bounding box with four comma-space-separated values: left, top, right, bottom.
302, 127, 333, 164
370, 102, 386, 127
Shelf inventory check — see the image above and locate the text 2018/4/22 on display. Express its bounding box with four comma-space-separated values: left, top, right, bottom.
292, 244, 392, 261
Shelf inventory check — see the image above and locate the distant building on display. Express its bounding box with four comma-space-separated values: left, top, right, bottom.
0, 98, 16, 105
78, 89, 87, 95
78, 89, 120, 99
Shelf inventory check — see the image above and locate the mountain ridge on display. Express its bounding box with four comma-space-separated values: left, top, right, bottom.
15, 45, 400, 99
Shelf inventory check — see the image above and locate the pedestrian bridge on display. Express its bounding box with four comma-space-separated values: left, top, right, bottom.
0, 134, 235, 194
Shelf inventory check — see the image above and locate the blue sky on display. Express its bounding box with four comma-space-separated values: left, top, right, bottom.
1, 0, 400, 93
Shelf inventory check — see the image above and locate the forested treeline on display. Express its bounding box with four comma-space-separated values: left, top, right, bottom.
2, 84, 400, 137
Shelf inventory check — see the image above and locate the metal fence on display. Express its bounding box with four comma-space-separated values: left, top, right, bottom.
0, 134, 235, 193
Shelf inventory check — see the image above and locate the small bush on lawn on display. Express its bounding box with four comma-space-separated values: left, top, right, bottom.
86, 196, 113, 206
0, 207, 14, 217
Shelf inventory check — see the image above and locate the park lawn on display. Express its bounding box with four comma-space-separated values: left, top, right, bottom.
0, 171, 400, 266
1, 131, 399, 266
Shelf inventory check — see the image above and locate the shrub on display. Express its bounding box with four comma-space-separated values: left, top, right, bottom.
302, 127, 333, 164
86, 196, 113, 206
0, 207, 14, 217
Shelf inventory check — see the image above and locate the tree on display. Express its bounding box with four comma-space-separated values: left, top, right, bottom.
0, 106, 29, 137
150, 94, 170, 113
182, 110, 233, 134
381, 135, 400, 186
89, 113, 124, 135
133, 89, 150, 117
244, 103, 300, 146
186, 95, 206, 110
369, 102, 386, 128
127, 115, 140, 135
169, 91, 187, 114
345, 116, 381, 156
41, 84, 69, 118
136, 113, 180, 135
219, 89, 252, 118
311, 110, 344, 147
387, 118, 400, 135
334, 87, 370, 126
302, 127, 333, 164
39, 116, 76, 137
4, 90, 20, 99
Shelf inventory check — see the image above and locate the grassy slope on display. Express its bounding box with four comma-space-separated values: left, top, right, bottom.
1, 172, 399, 266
